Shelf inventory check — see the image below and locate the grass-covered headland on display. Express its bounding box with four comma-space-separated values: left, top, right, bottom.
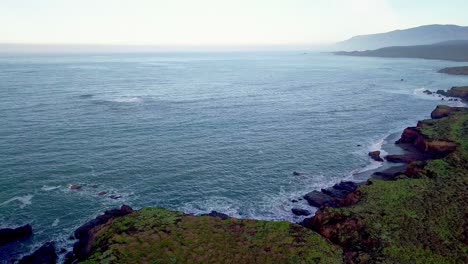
63, 102, 467, 264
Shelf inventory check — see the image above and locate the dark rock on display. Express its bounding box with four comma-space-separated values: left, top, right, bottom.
109, 194, 122, 200
293, 171, 304, 176
322, 188, 350, 199
303, 191, 338, 208
202, 211, 230, 220
437, 86, 468, 101
70, 205, 134, 263
69, 185, 81, 190
371, 166, 407, 181
0, 224, 33, 246
291, 199, 298, 203
368, 151, 384, 162
332, 181, 360, 192
19, 242, 57, 264
385, 154, 422, 163
291, 208, 311, 216
97, 191, 107, 196
423, 89, 433, 95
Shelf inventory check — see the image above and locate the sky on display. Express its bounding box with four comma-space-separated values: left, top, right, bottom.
1, 0, 468, 47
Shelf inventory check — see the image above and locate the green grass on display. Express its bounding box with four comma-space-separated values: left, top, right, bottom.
82, 208, 343, 264
81, 108, 468, 264
325, 110, 468, 263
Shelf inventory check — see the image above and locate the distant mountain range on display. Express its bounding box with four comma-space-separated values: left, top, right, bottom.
335, 24, 468, 51
334, 40, 468, 62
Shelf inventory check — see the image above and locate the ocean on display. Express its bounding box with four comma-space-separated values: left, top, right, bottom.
0, 51, 466, 260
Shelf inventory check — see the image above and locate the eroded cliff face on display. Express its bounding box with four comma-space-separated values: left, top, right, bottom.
307, 105, 468, 263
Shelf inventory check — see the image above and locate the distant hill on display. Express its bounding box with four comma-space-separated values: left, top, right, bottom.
335, 24, 468, 51
334, 40, 468, 62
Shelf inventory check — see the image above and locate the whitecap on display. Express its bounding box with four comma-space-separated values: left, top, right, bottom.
41, 185, 61, 191
1, 194, 34, 209
350, 136, 389, 176
52, 218, 60, 227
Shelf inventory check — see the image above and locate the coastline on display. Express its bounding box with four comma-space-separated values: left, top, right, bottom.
6, 88, 468, 263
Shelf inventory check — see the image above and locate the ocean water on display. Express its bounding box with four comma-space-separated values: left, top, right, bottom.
0, 52, 466, 260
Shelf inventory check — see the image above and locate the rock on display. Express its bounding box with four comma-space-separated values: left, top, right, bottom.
303, 191, 338, 208
321, 188, 350, 199
396, 124, 458, 156
97, 191, 107, 196
332, 181, 360, 193
293, 171, 304, 176
423, 90, 433, 95
436, 86, 468, 101
69, 205, 134, 263
385, 154, 422, 163
19, 242, 57, 264
431, 105, 465, 119
69, 185, 81, 190
0, 224, 33, 246
202, 211, 230, 220
291, 208, 311, 216
368, 151, 384, 162
291, 199, 298, 203
109, 194, 122, 199
372, 166, 407, 181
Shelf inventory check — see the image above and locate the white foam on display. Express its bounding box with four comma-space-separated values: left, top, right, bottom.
111, 96, 144, 103
41, 185, 61, 191
180, 197, 242, 219
350, 136, 388, 176
52, 218, 60, 227
1, 194, 34, 209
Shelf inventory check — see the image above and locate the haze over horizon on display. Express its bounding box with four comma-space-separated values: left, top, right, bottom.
2, 0, 468, 49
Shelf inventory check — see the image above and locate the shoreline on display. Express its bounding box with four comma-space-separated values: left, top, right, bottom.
5, 88, 468, 263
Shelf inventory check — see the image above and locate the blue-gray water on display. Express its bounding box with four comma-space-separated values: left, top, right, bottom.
0, 52, 466, 260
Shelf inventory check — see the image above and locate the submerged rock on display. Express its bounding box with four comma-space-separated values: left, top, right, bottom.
368, 151, 384, 162
292, 208, 311, 216
69, 185, 81, 190
19, 242, 57, 264
0, 224, 33, 246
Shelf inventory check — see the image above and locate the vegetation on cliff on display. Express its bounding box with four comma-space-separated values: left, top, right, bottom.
77, 106, 468, 264
81, 208, 342, 264
308, 107, 468, 263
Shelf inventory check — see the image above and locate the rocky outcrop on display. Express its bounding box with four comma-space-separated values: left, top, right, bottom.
19, 242, 57, 264
303, 209, 379, 263
371, 165, 407, 181
396, 127, 458, 156
368, 151, 384, 162
436, 86, 468, 101
303, 181, 362, 208
385, 154, 424, 163
0, 224, 33, 246
431, 105, 466, 119
291, 208, 311, 216
64, 205, 133, 264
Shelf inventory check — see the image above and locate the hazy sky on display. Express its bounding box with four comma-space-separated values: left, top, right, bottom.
1, 0, 468, 46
